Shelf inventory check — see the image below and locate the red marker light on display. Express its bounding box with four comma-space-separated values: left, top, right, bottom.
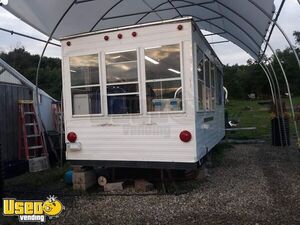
67, 132, 77, 143
104, 35, 109, 41
179, 130, 192, 142
177, 25, 183, 30
132, 32, 137, 37
118, 33, 123, 39
66, 41, 71, 46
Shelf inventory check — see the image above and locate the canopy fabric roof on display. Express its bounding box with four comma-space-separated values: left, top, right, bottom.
2, 0, 275, 60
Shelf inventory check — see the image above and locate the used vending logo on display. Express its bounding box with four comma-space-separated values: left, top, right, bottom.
2, 196, 64, 223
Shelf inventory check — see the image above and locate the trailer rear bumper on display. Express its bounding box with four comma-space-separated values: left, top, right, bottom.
68, 160, 200, 170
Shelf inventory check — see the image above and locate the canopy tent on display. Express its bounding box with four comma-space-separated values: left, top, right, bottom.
1, 0, 277, 60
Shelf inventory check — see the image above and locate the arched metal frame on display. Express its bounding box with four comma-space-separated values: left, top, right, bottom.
128, 0, 298, 145
259, 62, 284, 146
35, 0, 77, 166
259, 63, 275, 104
0, 27, 60, 47
15, 0, 296, 147
248, 0, 300, 71
265, 59, 288, 146
267, 45, 300, 144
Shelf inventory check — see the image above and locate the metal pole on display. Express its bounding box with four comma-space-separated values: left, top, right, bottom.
260, 0, 286, 59
0, 141, 3, 207
0, 27, 61, 47
248, 0, 300, 72
258, 63, 275, 103
171, 14, 259, 58
268, 45, 300, 147
60, 92, 64, 168
262, 62, 284, 146
267, 60, 287, 146
35, 0, 76, 166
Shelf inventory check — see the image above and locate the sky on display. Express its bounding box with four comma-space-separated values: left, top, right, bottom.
0, 0, 299, 65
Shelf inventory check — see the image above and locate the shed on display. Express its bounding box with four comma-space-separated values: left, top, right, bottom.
0, 58, 56, 177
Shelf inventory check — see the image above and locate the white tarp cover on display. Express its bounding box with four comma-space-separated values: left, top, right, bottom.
2, 0, 275, 59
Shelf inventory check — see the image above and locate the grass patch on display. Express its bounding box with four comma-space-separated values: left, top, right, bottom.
5, 164, 70, 189
225, 96, 300, 140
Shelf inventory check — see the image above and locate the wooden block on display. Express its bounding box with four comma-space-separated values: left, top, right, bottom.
104, 182, 124, 192
73, 170, 96, 191
134, 179, 154, 192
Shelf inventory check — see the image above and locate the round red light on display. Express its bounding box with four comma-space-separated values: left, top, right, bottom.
132, 32, 137, 37
118, 33, 123, 39
104, 35, 109, 41
179, 130, 192, 142
177, 25, 183, 30
67, 132, 77, 143
66, 41, 71, 46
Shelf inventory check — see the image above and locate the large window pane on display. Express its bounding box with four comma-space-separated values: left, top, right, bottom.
197, 47, 205, 111
206, 88, 211, 111
216, 70, 223, 105
145, 44, 181, 80
106, 51, 138, 83
105, 50, 140, 114
108, 95, 140, 114
211, 88, 215, 110
71, 86, 101, 115
204, 57, 210, 87
198, 80, 205, 110
211, 65, 215, 87
146, 80, 182, 112
70, 54, 99, 86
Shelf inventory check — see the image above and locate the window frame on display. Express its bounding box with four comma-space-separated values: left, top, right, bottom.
195, 44, 205, 112
67, 42, 186, 118
143, 42, 185, 115
68, 52, 104, 118
210, 62, 216, 111
104, 48, 142, 116
216, 68, 224, 106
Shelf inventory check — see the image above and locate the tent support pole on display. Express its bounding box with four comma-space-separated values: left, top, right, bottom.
266, 60, 287, 146
248, 0, 300, 72
90, 0, 125, 32
261, 62, 284, 146
35, 0, 76, 167
258, 63, 275, 104
267, 45, 300, 147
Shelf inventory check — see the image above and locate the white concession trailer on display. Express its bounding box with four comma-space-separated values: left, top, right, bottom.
61, 17, 225, 170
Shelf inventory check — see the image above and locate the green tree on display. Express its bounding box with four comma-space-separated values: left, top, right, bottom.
294, 31, 300, 45
0, 47, 62, 100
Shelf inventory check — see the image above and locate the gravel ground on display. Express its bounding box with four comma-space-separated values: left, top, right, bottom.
46, 143, 300, 225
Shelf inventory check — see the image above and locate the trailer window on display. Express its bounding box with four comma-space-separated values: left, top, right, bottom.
70, 54, 101, 115
145, 44, 182, 112
204, 57, 211, 111
105, 50, 140, 114
211, 64, 216, 110
216, 69, 223, 105
197, 47, 205, 111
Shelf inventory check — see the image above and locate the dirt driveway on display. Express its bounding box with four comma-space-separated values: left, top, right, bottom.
46, 144, 299, 225
2, 143, 300, 225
